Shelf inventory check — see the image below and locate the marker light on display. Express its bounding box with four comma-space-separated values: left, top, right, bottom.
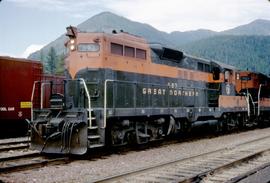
70, 39, 75, 44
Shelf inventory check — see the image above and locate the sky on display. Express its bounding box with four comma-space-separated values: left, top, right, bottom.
0, 0, 270, 58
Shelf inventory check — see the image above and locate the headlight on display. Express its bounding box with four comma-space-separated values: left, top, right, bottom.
70, 45, 75, 51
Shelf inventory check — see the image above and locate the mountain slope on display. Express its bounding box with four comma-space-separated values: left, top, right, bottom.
222, 19, 270, 35
182, 35, 270, 74
169, 29, 217, 45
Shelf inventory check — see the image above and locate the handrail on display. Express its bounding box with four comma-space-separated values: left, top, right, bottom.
103, 79, 114, 129
31, 81, 40, 121
258, 84, 263, 116
31, 80, 64, 121
245, 94, 250, 117
79, 78, 92, 128
244, 90, 255, 117
248, 93, 256, 115
30, 80, 55, 120
40, 82, 51, 109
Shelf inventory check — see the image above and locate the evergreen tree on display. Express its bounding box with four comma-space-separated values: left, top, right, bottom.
39, 50, 46, 72
56, 54, 65, 75
46, 47, 57, 74
182, 35, 270, 75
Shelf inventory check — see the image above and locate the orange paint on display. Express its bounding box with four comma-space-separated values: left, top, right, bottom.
260, 98, 270, 107
219, 95, 247, 108
66, 32, 227, 84
235, 71, 260, 93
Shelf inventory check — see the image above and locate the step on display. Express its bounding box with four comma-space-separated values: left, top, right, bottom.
39, 113, 50, 117
90, 143, 104, 148
88, 126, 98, 130
50, 98, 63, 102
88, 135, 100, 140
66, 114, 77, 118
50, 106, 63, 110
88, 117, 96, 120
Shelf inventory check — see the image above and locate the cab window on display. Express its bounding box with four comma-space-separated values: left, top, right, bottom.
136, 48, 146, 60
111, 43, 123, 55
124, 46, 135, 57
78, 43, 100, 52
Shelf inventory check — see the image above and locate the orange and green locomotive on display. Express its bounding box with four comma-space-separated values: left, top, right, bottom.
30, 26, 270, 155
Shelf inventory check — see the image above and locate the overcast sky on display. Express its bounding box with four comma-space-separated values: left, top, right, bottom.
1, 0, 270, 58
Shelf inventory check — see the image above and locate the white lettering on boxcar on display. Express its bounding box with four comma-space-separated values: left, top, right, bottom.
0, 107, 7, 111
8, 107, 15, 111
0, 107, 15, 111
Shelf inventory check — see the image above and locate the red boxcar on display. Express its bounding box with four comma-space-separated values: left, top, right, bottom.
0, 56, 65, 137
0, 56, 42, 121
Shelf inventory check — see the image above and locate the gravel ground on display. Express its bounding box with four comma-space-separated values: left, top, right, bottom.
1, 128, 270, 183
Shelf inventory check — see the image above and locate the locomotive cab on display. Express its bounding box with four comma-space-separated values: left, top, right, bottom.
65, 26, 104, 79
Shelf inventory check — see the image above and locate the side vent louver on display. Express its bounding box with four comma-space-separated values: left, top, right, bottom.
161, 48, 183, 62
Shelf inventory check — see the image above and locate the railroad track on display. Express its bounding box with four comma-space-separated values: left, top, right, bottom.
94, 134, 270, 183
0, 137, 69, 174
202, 151, 270, 183
0, 152, 69, 174
0, 137, 30, 152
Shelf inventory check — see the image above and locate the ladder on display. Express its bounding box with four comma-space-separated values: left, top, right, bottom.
87, 109, 104, 148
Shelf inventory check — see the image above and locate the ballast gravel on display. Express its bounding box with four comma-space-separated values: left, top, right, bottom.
1, 128, 270, 183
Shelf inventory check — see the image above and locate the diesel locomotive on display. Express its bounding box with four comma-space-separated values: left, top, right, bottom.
30, 26, 270, 155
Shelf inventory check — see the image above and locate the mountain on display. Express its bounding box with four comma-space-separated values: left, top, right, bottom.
182, 35, 270, 74
28, 12, 220, 60
29, 12, 173, 60
168, 29, 217, 45
78, 12, 171, 45
222, 19, 270, 35
28, 12, 270, 75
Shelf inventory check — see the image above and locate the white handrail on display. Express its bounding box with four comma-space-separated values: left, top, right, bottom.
244, 90, 250, 117
40, 83, 51, 109
79, 78, 92, 128
31, 81, 40, 121
258, 84, 262, 116
103, 79, 114, 129
248, 93, 256, 115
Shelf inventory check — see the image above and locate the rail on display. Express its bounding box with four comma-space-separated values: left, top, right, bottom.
30, 81, 53, 120
30, 81, 40, 121
30, 79, 93, 128
245, 90, 250, 117
40, 82, 51, 109
249, 93, 256, 115
103, 79, 114, 129
258, 84, 262, 116
244, 89, 256, 117
0, 155, 69, 174
79, 78, 92, 128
